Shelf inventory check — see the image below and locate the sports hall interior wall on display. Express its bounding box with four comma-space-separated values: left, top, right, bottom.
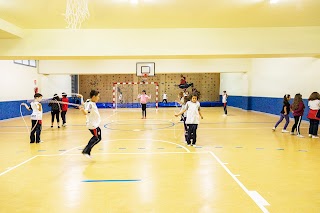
79, 73, 220, 103
221, 58, 320, 121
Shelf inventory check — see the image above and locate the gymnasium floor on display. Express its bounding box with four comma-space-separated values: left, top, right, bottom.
0, 107, 319, 213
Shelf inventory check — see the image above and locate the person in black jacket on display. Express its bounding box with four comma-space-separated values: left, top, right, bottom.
49, 94, 61, 128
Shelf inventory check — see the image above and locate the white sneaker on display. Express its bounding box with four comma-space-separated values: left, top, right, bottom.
282, 130, 289, 133
272, 127, 276, 131
290, 132, 294, 135
312, 136, 319, 139
83, 154, 92, 159
223, 114, 227, 116
62, 123, 67, 127
297, 135, 304, 138
187, 144, 191, 146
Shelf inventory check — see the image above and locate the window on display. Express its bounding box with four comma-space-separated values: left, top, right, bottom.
14, 60, 37, 68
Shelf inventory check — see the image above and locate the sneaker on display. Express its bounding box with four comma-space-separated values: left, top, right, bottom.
290, 132, 294, 135
62, 123, 67, 127
297, 135, 304, 138
83, 153, 92, 159
282, 130, 289, 133
272, 127, 276, 131
191, 144, 196, 147
51, 126, 53, 128
223, 114, 227, 116
312, 135, 319, 139
187, 144, 191, 146
36, 140, 44, 143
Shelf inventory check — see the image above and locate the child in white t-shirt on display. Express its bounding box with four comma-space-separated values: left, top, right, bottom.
175, 94, 203, 146
222, 91, 228, 116
22, 93, 43, 143
79, 90, 102, 159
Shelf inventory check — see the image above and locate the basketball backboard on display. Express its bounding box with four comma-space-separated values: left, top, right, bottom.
136, 62, 155, 76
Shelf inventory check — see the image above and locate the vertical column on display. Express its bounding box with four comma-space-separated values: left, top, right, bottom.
155, 83, 159, 109
112, 83, 116, 109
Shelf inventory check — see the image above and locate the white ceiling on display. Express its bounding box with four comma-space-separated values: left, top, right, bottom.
0, 0, 319, 29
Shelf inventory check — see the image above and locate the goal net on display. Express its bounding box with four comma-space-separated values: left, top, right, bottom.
113, 81, 159, 110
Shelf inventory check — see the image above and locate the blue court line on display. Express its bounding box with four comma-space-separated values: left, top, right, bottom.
82, 179, 141, 183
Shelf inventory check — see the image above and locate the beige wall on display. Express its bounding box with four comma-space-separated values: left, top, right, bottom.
1, 27, 320, 58
79, 73, 220, 102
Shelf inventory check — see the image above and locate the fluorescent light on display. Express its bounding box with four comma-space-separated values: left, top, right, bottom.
269, 0, 279, 3
130, 0, 139, 4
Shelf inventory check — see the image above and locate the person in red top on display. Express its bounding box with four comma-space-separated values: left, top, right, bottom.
61, 92, 69, 127
290, 93, 305, 137
178, 75, 193, 89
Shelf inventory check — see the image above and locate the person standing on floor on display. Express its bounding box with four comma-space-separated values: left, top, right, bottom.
290, 93, 305, 137
49, 94, 61, 128
61, 92, 69, 127
22, 93, 43, 143
175, 93, 203, 147
222, 90, 228, 116
272, 94, 291, 133
307, 92, 320, 138
137, 90, 151, 119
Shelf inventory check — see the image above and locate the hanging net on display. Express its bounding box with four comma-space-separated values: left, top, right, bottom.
64, 0, 90, 29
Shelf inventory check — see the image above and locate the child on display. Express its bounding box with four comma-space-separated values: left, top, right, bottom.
222, 91, 228, 116
79, 90, 102, 159
290, 93, 305, 137
61, 92, 69, 127
307, 92, 320, 138
175, 93, 203, 146
162, 92, 167, 103
119, 92, 123, 104
137, 90, 151, 119
48, 94, 61, 128
272, 94, 291, 133
22, 93, 43, 143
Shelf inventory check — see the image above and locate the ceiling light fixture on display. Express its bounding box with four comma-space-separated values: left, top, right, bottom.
269, 0, 279, 4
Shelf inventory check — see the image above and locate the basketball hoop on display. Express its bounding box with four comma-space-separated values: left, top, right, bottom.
64, 0, 90, 29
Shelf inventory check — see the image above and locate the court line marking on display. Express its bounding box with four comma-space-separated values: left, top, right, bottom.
0, 150, 269, 212
0, 156, 38, 177
208, 151, 269, 213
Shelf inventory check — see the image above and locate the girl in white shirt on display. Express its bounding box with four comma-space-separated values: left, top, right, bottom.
307, 92, 320, 138
79, 90, 102, 158
22, 93, 43, 143
175, 94, 203, 146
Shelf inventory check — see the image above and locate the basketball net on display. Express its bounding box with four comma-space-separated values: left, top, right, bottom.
64, 0, 90, 29
141, 74, 148, 82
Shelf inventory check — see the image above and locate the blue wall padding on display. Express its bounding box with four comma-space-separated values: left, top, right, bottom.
227, 96, 310, 121
0, 100, 51, 121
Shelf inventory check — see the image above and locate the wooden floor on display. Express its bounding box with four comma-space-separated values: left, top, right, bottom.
0, 107, 319, 213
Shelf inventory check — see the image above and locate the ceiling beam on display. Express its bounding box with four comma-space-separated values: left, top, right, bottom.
0, 18, 24, 38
